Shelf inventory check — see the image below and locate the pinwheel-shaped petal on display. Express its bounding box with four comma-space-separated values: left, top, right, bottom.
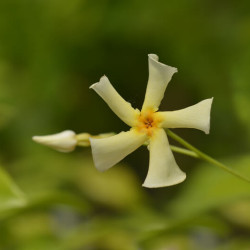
142, 54, 178, 112
90, 76, 140, 127
143, 129, 186, 188
90, 130, 147, 172
159, 98, 213, 134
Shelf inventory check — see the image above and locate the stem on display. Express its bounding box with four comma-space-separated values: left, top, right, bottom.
170, 145, 198, 158
76, 132, 116, 147
166, 129, 250, 183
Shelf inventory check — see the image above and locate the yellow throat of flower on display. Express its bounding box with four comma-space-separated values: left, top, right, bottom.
135, 109, 163, 137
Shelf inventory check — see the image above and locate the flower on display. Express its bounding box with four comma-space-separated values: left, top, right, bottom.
32, 130, 77, 153
90, 54, 213, 188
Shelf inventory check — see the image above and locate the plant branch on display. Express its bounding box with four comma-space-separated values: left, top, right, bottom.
166, 129, 250, 183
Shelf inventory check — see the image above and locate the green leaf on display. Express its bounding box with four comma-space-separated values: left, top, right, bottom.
167, 155, 250, 219
231, 47, 250, 142
0, 166, 26, 211
74, 157, 147, 210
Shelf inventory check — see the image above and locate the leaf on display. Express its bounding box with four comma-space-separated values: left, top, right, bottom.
167, 155, 250, 219
74, 156, 147, 210
231, 46, 250, 142
220, 198, 250, 229
0, 166, 26, 211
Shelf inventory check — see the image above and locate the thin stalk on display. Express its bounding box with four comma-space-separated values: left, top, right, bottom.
166, 129, 250, 183
170, 145, 198, 158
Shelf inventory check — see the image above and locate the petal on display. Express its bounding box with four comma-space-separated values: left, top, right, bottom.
90, 76, 139, 127
142, 54, 177, 112
32, 130, 77, 152
90, 129, 147, 172
143, 129, 186, 188
159, 98, 213, 134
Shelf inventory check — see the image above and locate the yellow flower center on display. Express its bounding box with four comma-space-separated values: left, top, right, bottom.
135, 109, 162, 136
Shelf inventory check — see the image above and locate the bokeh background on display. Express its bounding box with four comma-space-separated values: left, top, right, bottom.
0, 1, 250, 249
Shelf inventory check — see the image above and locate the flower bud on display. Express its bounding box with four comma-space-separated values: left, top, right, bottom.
32, 130, 77, 152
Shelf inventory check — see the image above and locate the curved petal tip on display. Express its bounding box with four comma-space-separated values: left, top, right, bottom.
89, 75, 108, 89
204, 97, 214, 134
148, 54, 159, 61
142, 172, 186, 188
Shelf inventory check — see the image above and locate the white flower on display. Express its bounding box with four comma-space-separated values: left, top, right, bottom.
90, 54, 213, 188
32, 130, 77, 153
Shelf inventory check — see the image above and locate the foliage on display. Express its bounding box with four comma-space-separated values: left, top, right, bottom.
0, 0, 250, 249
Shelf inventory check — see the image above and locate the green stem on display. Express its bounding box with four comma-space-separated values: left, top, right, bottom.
170, 145, 198, 158
166, 129, 250, 183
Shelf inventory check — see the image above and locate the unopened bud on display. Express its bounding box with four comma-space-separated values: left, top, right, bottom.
32, 130, 77, 153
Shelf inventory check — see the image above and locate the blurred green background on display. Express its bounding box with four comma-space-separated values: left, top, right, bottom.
0, 0, 250, 249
